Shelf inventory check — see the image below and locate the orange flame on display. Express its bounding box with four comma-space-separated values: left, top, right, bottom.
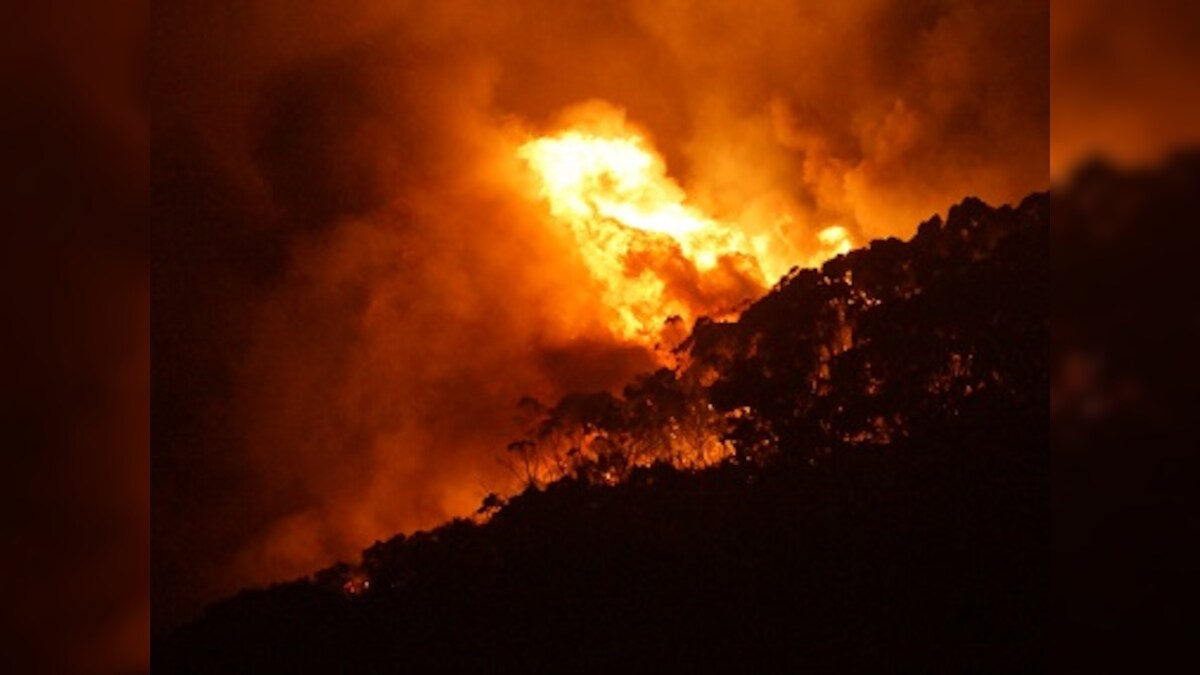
519, 107, 853, 343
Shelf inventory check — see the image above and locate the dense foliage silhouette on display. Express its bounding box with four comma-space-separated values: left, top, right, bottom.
156, 190, 1049, 673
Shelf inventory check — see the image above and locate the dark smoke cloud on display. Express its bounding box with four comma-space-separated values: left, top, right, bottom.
153, 0, 1048, 630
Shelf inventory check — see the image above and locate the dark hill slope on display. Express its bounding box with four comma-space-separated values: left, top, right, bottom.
156, 192, 1049, 673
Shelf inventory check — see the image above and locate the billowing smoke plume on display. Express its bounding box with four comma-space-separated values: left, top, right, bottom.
154, 0, 1048, 628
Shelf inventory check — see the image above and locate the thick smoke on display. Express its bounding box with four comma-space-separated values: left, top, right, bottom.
154, 0, 1048, 629
1051, 0, 1200, 175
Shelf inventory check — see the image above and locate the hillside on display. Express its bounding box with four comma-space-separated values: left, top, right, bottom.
156, 192, 1049, 673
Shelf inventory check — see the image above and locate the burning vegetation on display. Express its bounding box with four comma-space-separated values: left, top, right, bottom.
490, 188, 1046, 492
518, 103, 851, 343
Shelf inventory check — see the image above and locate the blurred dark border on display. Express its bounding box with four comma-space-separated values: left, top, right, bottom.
0, 3, 148, 674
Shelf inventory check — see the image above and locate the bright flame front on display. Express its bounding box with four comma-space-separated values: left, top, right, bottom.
519, 112, 852, 344
521, 132, 711, 242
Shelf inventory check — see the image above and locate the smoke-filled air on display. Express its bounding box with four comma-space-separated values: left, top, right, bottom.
154, 0, 1048, 627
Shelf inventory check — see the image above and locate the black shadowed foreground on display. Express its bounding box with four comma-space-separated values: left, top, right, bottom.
157, 188, 1052, 672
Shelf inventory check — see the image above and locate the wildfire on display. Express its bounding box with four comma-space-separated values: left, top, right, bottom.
817, 225, 852, 257
518, 107, 853, 343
